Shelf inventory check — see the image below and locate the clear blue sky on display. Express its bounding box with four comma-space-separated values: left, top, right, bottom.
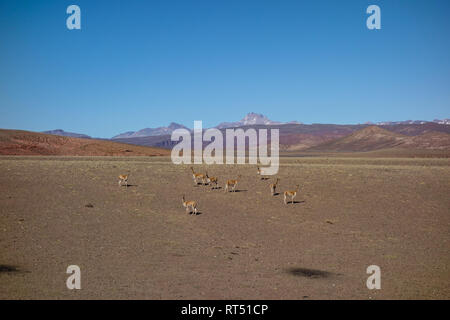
1, 0, 449, 138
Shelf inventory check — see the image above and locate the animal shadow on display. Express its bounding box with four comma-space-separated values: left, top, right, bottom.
0, 265, 20, 273
286, 200, 305, 204
0, 265, 29, 274
189, 211, 202, 216
285, 267, 333, 279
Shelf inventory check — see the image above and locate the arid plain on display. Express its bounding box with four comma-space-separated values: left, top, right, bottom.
1, 155, 449, 299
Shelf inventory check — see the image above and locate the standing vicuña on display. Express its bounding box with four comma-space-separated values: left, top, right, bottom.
118, 174, 128, 187
190, 167, 206, 185
270, 178, 279, 196
182, 194, 198, 215
206, 171, 219, 189
257, 166, 268, 180
225, 175, 241, 193
284, 184, 300, 204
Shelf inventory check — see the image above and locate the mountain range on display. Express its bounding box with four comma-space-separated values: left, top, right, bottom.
111, 113, 301, 139
112, 122, 189, 139
8, 113, 446, 154
377, 119, 450, 126
4, 122, 448, 156
109, 123, 450, 152
41, 113, 450, 140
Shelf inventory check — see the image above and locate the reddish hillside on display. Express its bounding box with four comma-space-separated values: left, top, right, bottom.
382, 122, 450, 136
308, 126, 450, 152
407, 131, 450, 150
0, 129, 170, 156
279, 132, 350, 151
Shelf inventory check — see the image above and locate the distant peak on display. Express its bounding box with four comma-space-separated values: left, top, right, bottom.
361, 125, 388, 132
168, 122, 186, 129
42, 129, 91, 139
242, 112, 267, 120
216, 112, 294, 129
244, 112, 264, 117
112, 122, 189, 139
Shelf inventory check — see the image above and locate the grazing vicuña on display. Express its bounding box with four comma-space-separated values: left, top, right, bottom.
205, 171, 219, 189
182, 194, 198, 214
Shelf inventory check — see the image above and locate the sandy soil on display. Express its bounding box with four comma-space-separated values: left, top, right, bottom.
0, 155, 449, 299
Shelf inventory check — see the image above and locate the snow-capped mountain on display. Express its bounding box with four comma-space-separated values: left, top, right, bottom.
112, 122, 189, 139
109, 115, 449, 140
433, 119, 450, 125
377, 119, 450, 126
377, 120, 428, 125
216, 112, 299, 129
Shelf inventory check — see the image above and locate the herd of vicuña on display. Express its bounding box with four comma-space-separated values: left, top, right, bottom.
118, 166, 301, 215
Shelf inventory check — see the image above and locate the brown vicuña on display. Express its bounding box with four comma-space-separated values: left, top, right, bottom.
118, 174, 128, 187
182, 194, 198, 215
284, 184, 300, 204
225, 175, 241, 193
257, 166, 263, 179
270, 178, 279, 196
205, 171, 219, 189
257, 165, 268, 180
190, 167, 206, 185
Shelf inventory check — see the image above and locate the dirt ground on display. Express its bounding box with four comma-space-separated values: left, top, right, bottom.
0, 155, 449, 299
